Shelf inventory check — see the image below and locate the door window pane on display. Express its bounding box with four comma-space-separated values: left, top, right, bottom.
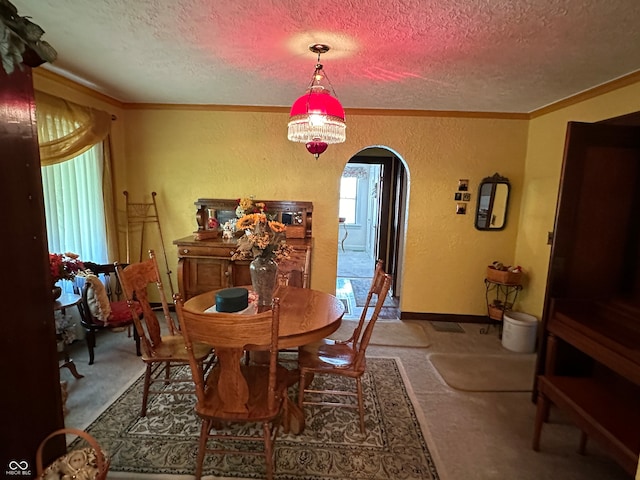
339, 177, 358, 223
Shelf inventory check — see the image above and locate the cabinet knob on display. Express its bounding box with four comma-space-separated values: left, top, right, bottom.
182, 249, 189, 254
224, 271, 230, 276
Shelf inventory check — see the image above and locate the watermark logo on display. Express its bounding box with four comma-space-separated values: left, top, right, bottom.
6, 460, 31, 476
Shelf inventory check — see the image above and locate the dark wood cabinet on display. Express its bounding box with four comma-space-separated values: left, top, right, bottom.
532, 120, 640, 476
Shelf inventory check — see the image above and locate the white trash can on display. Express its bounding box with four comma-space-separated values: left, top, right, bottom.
502, 312, 538, 353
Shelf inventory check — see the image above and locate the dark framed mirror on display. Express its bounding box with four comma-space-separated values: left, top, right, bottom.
475, 173, 510, 230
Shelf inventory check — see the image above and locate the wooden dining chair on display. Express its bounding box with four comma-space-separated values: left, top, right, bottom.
267, 251, 313, 366
75, 262, 142, 365
115, 249, 212, 417
297, 267, 392, 434
276, 252, 309, 288
174, 295, 291, 480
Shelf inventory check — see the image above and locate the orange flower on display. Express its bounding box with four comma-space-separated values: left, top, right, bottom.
236, 214, 257, 230
268, 221, 286, 233
231, 209, 292, 262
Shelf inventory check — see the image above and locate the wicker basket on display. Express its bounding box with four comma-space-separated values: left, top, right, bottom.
488, 304, 505, 321
486, 267, 522, 285
36, 428, 110, 480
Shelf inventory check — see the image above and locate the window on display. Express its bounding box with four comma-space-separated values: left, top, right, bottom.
36, 91, 113, 291
339, 176, 358, 224
42, 144, 108, 290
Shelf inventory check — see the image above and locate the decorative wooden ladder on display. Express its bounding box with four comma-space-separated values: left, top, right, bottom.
123, 191, 175, 297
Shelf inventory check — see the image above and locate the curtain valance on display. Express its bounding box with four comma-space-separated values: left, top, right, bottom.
35, 90, 111, 165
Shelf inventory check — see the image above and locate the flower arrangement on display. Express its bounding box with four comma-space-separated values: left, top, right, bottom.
231, 213, 293, 261
236, 197, 266, 218
49, 252, 85, 284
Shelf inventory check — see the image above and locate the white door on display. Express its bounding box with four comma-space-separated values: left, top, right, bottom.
366, 164, 381, 259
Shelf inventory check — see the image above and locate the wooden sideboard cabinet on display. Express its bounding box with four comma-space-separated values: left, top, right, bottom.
175, 199, 313, 300
174, 236, 312, 299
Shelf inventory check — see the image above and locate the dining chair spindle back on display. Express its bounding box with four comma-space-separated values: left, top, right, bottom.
174, 295, 290, 480
297, 260, 392, 434
74, 262, 141, 365
115, 249, 212, 416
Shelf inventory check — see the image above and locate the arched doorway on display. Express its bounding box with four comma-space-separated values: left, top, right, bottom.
336, 146, 409, 318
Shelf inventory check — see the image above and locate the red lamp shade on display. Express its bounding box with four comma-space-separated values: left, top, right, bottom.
288, 85, 346, 158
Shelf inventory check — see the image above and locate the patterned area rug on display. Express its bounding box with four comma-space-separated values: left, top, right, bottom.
74, 358, 439, 479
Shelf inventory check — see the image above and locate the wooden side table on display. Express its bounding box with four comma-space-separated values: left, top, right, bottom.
54, 293, 84, 379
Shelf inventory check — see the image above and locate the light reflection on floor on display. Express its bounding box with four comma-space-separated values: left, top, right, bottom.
336, 277, 355, 318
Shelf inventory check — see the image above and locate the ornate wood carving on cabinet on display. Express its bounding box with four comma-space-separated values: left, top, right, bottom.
174, 199, 313, 300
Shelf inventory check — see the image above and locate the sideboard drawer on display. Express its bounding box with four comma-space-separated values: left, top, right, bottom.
174, 229, 312, 300
177, 245, 234, 258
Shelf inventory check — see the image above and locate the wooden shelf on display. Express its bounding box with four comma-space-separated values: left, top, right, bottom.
193, 198, 313, 240
535, 375, 640, 475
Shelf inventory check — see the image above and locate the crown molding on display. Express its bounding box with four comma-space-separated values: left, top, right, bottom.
530, 70, 640, 119
33, 68, 124, 108
33, 65, 640, 121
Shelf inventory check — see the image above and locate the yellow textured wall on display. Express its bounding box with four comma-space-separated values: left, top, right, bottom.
34, 70, 531, 315
122, 108, 527, 313
515, 80, 640, 319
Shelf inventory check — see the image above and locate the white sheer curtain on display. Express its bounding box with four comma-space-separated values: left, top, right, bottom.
41, 144, 108, 290
35, 90, 116, 291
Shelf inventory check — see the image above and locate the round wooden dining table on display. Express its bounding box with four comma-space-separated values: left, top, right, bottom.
183, 284, 346, 349
182, 284, 345, 434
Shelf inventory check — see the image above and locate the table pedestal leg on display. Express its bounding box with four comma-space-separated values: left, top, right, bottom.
287, 400, 305, 435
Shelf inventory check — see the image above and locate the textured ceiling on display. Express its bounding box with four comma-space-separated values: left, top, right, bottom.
11, 0, 640, 113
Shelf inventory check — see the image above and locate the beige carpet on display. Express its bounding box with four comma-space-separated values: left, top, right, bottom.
60, 329, 146, 431
330, 320, 431, 347
429, 353, 536, 392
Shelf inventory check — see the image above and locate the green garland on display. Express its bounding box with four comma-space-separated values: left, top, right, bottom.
0, 0, 56, 74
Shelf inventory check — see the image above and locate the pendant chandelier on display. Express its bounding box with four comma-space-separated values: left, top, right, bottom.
287, 44, 346, 159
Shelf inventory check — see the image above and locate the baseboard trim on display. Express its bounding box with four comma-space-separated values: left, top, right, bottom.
150, 301, 175, 312
400, 312, 493, 324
